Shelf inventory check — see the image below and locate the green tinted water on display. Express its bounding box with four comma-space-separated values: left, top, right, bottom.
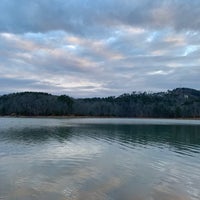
0, 118, 200, 200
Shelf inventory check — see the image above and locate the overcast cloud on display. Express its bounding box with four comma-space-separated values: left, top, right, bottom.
0, 0, 199, 97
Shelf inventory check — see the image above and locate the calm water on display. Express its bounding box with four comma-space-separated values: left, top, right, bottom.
0, 118, 200, 200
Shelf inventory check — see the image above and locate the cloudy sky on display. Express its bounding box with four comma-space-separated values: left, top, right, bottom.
0, 0, 200, 97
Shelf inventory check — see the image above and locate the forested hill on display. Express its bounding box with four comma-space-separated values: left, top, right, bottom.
0, 88, 200, 118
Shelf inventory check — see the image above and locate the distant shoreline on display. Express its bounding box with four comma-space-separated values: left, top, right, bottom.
1, 115, 200, 120
1, 88, 200, 118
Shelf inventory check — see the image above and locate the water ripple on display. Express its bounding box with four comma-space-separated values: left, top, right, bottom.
0, 118, 200, 200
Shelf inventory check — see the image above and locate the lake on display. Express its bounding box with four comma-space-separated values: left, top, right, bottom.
0, 117, 200, 200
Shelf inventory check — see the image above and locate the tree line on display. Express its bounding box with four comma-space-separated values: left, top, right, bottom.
0, 88, 200, 118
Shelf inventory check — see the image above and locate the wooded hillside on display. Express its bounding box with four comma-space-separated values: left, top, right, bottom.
0, 88, 199, 118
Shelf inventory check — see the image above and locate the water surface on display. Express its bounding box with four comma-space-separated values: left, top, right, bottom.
0, 117, 200, 200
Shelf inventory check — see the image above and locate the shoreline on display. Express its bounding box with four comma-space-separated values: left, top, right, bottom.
0, 115, 200, 120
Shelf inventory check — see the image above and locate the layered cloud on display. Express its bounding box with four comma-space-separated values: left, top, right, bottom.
0, 0, 199, 97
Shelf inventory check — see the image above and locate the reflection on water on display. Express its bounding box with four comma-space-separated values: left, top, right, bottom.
0, 117, 200, 200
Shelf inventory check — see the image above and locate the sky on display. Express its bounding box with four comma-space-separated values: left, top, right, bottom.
0, 0, 200, 97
